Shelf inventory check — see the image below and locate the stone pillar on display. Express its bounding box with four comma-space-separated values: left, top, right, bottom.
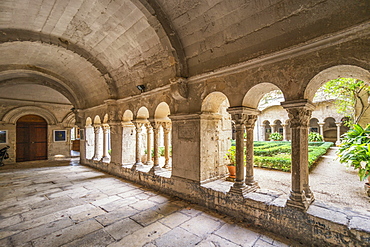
244, 115, 259, 192
260, 124, 266, 141
227, 106, 260, 195
109, 122, 123, 165
101, 124, 111, 163
79, 128, 86, 163
318, 122, 325, 141
149, 121, 161, 173
282, 124, 288, 141
281, 99, 315, 211
335, 122, 341, 146
162, 122, 171, 169
93, 125, 101, 161
131, 121, 144, 170
145, 123, 153, 166
270, 124, 277, 133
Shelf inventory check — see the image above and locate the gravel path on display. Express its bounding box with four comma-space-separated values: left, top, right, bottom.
254, 147, 370, 213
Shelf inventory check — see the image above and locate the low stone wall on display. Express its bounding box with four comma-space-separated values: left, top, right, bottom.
84, 160, 370, 246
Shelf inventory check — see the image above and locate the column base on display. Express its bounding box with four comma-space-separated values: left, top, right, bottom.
286, 190, 312, 211
101, 156, 111, 163
131, 162, 144, 171
228, 182, 257, 196
149, 164, 164, 174
146, 160, 154, 166
245, 181, 260, 193
163, 163, 171, 169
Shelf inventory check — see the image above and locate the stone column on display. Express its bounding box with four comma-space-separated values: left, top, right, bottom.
270, 124, 277, 133
145, 123, 153, 166
282, 124, 288, 141
93, 125, 101, 161
335, 122, 341, 146
260, 124, 266, 141
162, 122, 171, 169
101, 124, 111, 163
109, 122, 123, 165
244, 115, 259, 192
149, 121, 161, 173
227, 106, 260, 196
318, 122, 325, 141
281, 99, 315, 211
131, 121, 144, 170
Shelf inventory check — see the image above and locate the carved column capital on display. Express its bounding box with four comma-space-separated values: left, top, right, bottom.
161, 122, 172, 133
227, 106, 260, 126
281, 100, 315, 128
244, 115, 258, 129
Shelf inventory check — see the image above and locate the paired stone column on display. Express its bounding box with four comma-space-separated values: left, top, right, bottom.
145, 123, 154, 166
244, 115, 259, 192
335, 122, 341, 146
131, 121, 144, 170
149, 121, 161, 173
162, 122, 172, 169
270, 124, 277, 133
282, 124, 288, 141
227, 106, 260, 196
318, 122, 325, 141
260, 124, 266, 141
281, 99, 315, 211
93, 125, 102, 161
101, 124, 111, 163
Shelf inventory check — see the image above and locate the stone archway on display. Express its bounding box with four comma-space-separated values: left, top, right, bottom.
200, 92, 232, 182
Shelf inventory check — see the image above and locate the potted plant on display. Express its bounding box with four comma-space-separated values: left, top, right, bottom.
225, 146, 236, 180
308, 132, 324, 142
269, 132, 283, 141
337, 124, 370, 196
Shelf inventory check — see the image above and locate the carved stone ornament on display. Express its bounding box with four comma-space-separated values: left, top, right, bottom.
170, 77, 188, 100
286, 108, 312, 128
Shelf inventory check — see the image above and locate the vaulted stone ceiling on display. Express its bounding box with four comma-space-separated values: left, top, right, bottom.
0, 0, 369, 109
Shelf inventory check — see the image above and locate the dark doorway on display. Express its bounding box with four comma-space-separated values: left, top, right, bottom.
16, 115, 47, 162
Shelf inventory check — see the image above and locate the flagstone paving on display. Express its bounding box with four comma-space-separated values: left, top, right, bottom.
0, 160, 301, 247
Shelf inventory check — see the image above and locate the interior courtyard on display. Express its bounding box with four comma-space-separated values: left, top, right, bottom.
0, 0, 370, 246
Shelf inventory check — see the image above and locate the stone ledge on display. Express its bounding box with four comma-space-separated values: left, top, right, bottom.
83, 160, 370, 246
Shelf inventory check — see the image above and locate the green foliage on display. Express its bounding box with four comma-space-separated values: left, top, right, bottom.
308, 132, 323, 142
318, 78, 370, 126
337, 124, 370, 181
269, 132, 283, 141
225, 140, 332, 172
225, 146, 236, 166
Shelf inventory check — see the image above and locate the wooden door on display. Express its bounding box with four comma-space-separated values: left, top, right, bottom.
16, 115, 47, 162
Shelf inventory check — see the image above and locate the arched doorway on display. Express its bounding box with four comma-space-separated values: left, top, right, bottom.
16, 115, 48, 162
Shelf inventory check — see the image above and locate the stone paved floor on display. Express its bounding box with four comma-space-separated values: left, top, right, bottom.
0, 160, 301, 247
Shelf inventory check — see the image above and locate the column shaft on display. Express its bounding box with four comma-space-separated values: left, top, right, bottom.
93, 125, 101, 160
245, 115, 259, 192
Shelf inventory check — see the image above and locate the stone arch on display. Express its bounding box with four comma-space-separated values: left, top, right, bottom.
122, 110, 134, 122
0, 68, 80, 108
93, 115, 102, 125
136, 107, 150, 120
200, 92, 231, 181
103, 114, 109, 124
305, 65, 370, 101
309, 118, 320, 133
86, 117, 93, 126
243, 83, 284, 109
2, 106, 58, 125
202, 92, 231, 113
122, 110, 135, 164
155, 102, 171, 121
62, 112, 75, 128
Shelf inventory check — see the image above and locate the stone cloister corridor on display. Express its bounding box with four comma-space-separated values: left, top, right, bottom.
0, 160, 300, 247
0, 0, 370, 246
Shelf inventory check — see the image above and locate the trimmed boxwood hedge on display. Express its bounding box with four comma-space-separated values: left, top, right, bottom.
253, 141, 333, 172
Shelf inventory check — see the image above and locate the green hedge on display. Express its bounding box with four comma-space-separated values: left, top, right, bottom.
253, 142, 333, 172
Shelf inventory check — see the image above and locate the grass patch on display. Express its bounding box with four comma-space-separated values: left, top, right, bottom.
253, 141, 333, 172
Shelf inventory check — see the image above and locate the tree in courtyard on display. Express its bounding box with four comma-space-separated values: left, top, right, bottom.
316, 78, 370, 126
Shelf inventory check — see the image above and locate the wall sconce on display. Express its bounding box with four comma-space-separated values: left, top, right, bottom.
136, 85, 145, 93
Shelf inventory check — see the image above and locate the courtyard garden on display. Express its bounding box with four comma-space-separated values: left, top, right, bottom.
227, 140, 334, 172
